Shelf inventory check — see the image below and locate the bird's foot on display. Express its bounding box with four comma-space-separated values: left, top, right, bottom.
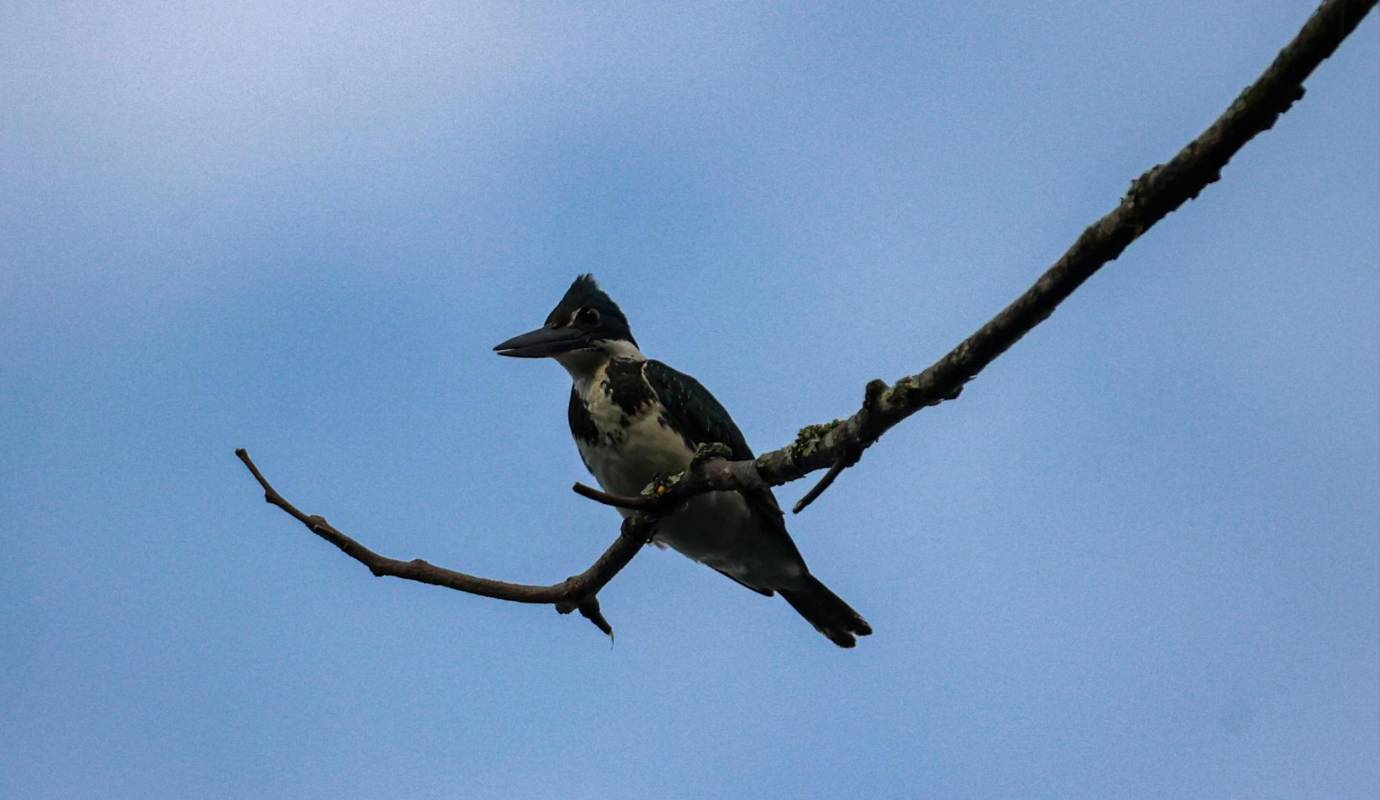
689, 442, 733, 472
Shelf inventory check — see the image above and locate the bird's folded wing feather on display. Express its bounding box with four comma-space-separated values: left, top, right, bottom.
641, 360, 805, 560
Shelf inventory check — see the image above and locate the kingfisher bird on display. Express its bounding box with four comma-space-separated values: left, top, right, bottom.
494, 274, 871, 647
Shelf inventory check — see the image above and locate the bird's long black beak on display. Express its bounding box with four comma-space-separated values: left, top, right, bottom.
493, 325, 586, 358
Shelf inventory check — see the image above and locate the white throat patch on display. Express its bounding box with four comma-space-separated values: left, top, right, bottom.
554, 338, 645, 384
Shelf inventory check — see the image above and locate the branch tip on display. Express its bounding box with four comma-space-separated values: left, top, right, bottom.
573, 481, 657, 511
578, 597, 614, 638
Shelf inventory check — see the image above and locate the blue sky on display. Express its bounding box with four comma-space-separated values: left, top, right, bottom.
2, 2, 1376, 798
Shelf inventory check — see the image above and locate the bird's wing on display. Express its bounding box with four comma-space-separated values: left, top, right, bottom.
642, 360, 755, 460
567, 386, 595, 473
642, 360, 805, 565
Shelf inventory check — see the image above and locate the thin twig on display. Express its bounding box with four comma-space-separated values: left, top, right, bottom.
792, 379, 891, 513
571, 482, 660, 511
791, 460, 849, 515
235, 448, 649, 636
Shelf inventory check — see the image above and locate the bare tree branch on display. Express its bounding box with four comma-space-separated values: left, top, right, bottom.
239, 0, 1374, 638
577, 0, 1377, 514
235, 448, 652, 636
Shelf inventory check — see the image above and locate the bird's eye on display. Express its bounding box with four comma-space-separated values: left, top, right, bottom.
576, 306, 600, 325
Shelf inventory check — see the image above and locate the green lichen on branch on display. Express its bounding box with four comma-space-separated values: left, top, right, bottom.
788, 419, 845, 462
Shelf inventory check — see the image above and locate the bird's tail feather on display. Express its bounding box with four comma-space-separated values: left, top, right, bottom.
780, 575, 872, 648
